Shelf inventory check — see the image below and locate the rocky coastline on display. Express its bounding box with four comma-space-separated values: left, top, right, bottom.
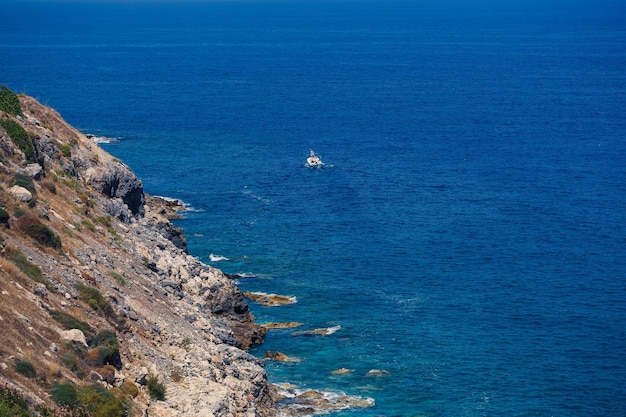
0, 90, 373, 416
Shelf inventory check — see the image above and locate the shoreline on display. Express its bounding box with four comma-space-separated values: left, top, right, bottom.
0, 90, 374, 416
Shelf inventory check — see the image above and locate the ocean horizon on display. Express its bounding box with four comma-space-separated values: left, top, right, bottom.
2, 0, 626, 415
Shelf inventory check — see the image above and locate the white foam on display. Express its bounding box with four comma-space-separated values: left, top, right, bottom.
85, 133, 118, 144
324, 324, 342, 335
209, 253, 230, 262
274, 384, 375, 413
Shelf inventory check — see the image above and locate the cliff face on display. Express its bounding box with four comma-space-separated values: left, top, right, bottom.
0, 93, 276, 416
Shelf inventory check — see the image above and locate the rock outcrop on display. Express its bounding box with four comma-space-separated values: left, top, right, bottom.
0, 93, 277, 416
0, 90, 375, 417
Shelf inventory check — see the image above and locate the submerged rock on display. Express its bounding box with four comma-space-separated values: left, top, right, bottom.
244, 291, 297, 306
262, 322, 302, 330
265, 351, 301, 363
275, 385, 375, 415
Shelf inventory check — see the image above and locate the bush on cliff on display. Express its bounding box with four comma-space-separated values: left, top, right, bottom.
0, 118, 35, 163
2, 244, 53, 289
0, 86, 22, 116
16, 215, 62, 249
0, 383, 32, 417
86, 330, 120, 368
49, 309, 93, 337
11, 173, 37, 196
76, 284, 115, 318
50, 383, 79, 408
0, 207, 9, 224
147, 374, 166, 401
14, 360, 36, 378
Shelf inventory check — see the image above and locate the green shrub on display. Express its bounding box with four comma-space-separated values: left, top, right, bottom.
59, 144, 71, 158
1, 381, 91, 417
13, 207, 26, 218
75, 284, 114, 318
51, 382, 78, 407
107, 271, 125, 285
16, 215, 62, 249
0, 86, 22, 116
0, 207, 9, 224
81, 220, 96, 232
49, 310, 93, 336
11, 174, 36, 196
120, 381, 138, 398
0, 119, 34, 163
146, 374, 166, 401
2, 245, 52, 289
87, 330, 119, 367
14, 360, 36, 378
61, 354, 79, 373
79, 384, 128, 417
0, 383, 31, 417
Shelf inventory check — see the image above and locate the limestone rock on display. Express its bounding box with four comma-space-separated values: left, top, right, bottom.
8, 185, 32, 202
60, 329, 88, 347
19, 163, 42, 180
244, 291, 297, 307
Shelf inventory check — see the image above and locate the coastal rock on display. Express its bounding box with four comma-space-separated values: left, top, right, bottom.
331, 368, 354, 375
244, 291, 297, 306
265, 351, 301, 363
366, 369, 390, 377
274, 386, 375, 415
262, 322, 302, 330
84, 163, 145, 217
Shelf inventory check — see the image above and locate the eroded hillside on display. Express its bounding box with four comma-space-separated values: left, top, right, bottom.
0, 87, 275, 417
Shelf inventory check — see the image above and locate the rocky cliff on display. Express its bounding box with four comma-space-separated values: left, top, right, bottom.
0, 91, 276, 416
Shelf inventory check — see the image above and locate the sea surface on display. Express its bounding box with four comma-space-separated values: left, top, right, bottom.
2, 1, 626, 415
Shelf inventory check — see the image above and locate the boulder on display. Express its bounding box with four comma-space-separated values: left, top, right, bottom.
19, 163, 42, 180
243, 291, 297, 307
8, 185, 32, 202
60, 329, 88, 347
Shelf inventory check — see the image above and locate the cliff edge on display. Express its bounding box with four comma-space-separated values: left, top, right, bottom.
0, 89, 276, 416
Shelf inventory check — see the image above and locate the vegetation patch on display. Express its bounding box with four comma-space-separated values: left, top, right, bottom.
50, 382, 79, 408
120, 381, 138, 398
0, 85, 22, 116
107, 271, 126, 286
14, 360, 36, 378
78, 384, 128, 417
48, 309, 93, 336
0, 207, 9, 224
86, 330, 120, 367
75, 284, 114, 318
0, 119, 35, 163
0, 382, 33, 417
59, 143, 71, 158
2, 381, 91, 417
2, 245, 53, 289
16, 215, 62, 249
146, 374, 166, 401
11, 173, 36, 196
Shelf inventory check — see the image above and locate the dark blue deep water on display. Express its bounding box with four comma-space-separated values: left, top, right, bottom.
2, 1, 626, 415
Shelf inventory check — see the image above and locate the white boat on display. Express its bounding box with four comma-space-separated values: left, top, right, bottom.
306, 149, 324, 167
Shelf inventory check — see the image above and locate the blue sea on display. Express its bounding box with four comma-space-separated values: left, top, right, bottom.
2, 1, 626, 415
